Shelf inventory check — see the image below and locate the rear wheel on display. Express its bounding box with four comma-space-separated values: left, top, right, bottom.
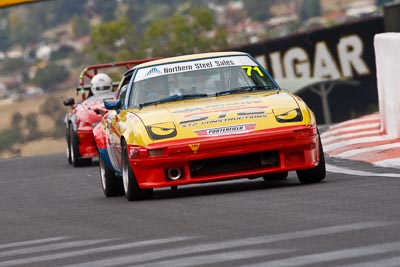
99, 156, 124, 197
296, 134, 326, 184
70, 126, 92, 167
122, 141, 153, 201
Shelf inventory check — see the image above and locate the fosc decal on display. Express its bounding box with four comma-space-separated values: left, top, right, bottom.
195, 123, 256, 137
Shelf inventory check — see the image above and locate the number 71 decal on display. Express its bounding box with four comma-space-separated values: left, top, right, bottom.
242, 66, 264, 76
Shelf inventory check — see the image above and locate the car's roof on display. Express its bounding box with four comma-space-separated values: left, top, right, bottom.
134, 51, 248, 69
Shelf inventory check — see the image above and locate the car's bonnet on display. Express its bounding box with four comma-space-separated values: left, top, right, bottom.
130, 91, 312, 141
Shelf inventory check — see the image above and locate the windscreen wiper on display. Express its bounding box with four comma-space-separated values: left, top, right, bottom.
216, 85, 275, 96
139, 93, 209, 108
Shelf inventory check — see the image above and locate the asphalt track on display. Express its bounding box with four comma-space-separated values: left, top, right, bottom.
0, 150, 400, 267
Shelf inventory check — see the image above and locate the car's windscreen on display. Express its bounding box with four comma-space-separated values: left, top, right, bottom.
128, 55, 278, 107
84, 91, 115, 103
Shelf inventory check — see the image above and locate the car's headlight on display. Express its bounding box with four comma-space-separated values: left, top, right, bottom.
273, 108, 303, 122
146, 122, 177, 140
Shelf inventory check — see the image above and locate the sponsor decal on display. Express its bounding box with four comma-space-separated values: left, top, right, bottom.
179, 106, 267, 128
164, 64, 193, 73
203, 100, 263, 109
242, 66, 264, 77
195, 123, 256, 137
258, 35, 370, 80
135, 55, 257, 82
172, 100, 263, 114
189, 143, 200, 154
145, 67, 163, 78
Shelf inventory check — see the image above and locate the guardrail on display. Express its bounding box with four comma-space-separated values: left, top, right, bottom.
374, 32, 400, 138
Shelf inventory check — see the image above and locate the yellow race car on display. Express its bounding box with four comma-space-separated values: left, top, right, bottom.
93, 51, 326, 201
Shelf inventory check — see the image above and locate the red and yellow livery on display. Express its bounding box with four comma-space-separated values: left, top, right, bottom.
93, 52, 326, 200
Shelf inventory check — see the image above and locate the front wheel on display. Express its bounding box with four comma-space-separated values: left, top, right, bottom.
122, 141, 153, 201
99, 156, 124, 197
70, 126, 92, 167
66, 127, 72, 164
296, 134, 326, 184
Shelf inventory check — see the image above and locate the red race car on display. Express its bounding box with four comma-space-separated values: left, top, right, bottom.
63, 59, 157, 166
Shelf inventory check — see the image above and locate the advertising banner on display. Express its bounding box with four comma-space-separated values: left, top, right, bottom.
235, 17, 384, 124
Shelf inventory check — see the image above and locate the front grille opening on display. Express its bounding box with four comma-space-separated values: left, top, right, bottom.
189, 150, 279, 177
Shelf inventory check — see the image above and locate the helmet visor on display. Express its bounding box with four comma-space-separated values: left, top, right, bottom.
95, 85, 111, 91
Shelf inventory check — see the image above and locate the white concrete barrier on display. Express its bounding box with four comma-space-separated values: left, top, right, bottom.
374, 33, 400, 138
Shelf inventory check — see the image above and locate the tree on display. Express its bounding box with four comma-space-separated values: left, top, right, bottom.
91, 0, 118, 22
143, 7, 227, 57
33, 63, 69, 91
25, 113, 41, 141
40, 96, 63, 120
85, 17, 141, 62
298, 0, 321, 22
0, 10, 10, 51
3, 0, 88, 48
11, 112, 24, 141
0, 129, 19, 152
0, 58, 24, 74
39, 96, 66, 138
71, 16, 91, 38
11, 112, 23, 127
0, 112, 25, 152
8, 9, 41, 45
85, 5, 228, 61
244, 0, 272, 22
31, 0, 85, 27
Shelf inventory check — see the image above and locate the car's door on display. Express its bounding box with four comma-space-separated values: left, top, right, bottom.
105, 75, 131, 172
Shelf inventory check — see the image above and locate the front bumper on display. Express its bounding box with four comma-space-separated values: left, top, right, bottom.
129, 125, 320, 189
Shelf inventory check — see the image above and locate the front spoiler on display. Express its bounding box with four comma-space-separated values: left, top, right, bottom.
129, 125, 320, 188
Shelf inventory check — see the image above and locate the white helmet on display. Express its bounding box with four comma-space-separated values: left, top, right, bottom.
91, 73, 112, 95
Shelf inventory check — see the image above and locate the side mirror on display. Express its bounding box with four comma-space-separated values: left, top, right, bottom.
104, 99, 122, 111
63, 98, 75, 106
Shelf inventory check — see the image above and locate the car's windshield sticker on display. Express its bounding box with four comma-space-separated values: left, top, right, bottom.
172, 100, 263, 114
135, 55, 257, 82
242, 66, 264, 77
145, 67, 163, 78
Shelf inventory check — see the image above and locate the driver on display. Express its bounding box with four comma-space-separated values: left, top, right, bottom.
90, 73, 113, 96
192, 69, 215, 93
144, 75, 169, 102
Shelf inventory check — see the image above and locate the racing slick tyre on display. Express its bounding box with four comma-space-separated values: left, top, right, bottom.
66, 127, 72, 164
122, 141, 153, 201
99, 156, 124, 197
262, 171, 288, 181
69, 126, 92, 167
296, 134, 326, 184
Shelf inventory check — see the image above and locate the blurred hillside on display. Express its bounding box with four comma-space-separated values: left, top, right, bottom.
0, 0, 386, 98
0, 0, 389, 158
